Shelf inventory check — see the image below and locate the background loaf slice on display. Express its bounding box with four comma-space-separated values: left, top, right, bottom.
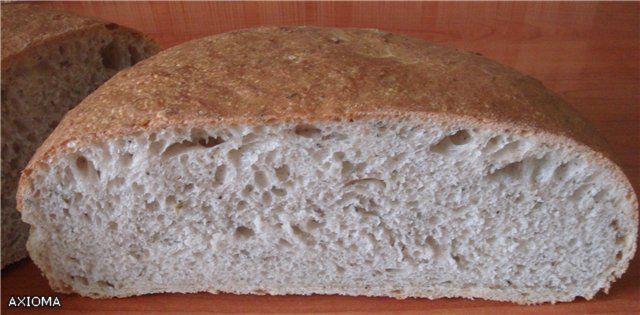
16, 26, 637, 304
1, 3, 160, 268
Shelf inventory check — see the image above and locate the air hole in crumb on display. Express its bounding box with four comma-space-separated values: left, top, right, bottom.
75, 276, 89, 286
26, 133, 37, 142
162, 136, 225, 159
322, 132, 347, 141
75, 156, 89, 174
234, 226, 254, 239
145, 200, 159, 211
488, 160, 523, 181
128, 45, 143, 65
227, 148, 241, 166
431, 129, 473, 153
275, 165, 290, 182
305, 219, 323, 231
450, 130, 472, 145
294, 124, 322, 138
97, 280, 115, 289
615, 236, 625, 245
570, 185, 589, 201
553, 163, 572, 181
214, 165, 227, 185
291, 224, 312, 244
313, 207, 326, 218
341, 161, 354, 177
593, 190, 607, 203
354, 206, 380, 218
451, 206, 467, 214
132, 182, 144, 194
242, 184, 254, 197
242, 132, 259, 143
119, 152, 133, 167
164, 196, 182, 211
149, 140, 165, 156
278, 238, 292, 248
101, 40, 127, 70
425, 235, 437, 246
490, 140, 523, 161
12, 142, 22, 154
615, 251, 623, 261
198, 136, 225, 148
261, 191, 272, 204
254, 171, 269, 188
344, 178, 386, 190
271, 187, 286, 197
514, 194, 524, 204
14, 120, 29, 133
291, 224, 305, 237
107, 221, 118, 231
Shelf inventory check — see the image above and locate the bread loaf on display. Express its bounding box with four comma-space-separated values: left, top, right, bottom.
17, 26, 637, 304
1, 4, 159, 268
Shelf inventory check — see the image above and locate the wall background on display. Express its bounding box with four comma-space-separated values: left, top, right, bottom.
4, 2, 640, 314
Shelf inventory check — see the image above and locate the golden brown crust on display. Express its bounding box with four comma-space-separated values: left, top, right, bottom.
24, 26, 611, 165
1, 3, 159, 66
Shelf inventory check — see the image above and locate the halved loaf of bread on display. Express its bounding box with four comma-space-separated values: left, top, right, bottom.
1, 4, 160, 268
17, 26, 637, 304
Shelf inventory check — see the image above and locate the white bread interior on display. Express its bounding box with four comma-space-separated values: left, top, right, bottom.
20, 117, 637, 303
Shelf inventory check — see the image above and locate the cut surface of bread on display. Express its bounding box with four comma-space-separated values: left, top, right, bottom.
1, 3, 160, 268
17, 26, 637, 304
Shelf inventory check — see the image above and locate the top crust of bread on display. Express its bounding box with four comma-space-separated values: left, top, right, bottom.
17, 25, 636, 225
1, 3, 158, 66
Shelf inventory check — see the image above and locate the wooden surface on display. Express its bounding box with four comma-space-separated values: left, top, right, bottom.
2, 1, 639, 314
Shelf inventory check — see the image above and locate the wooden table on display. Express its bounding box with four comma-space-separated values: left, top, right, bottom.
3, 2, 639, 314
